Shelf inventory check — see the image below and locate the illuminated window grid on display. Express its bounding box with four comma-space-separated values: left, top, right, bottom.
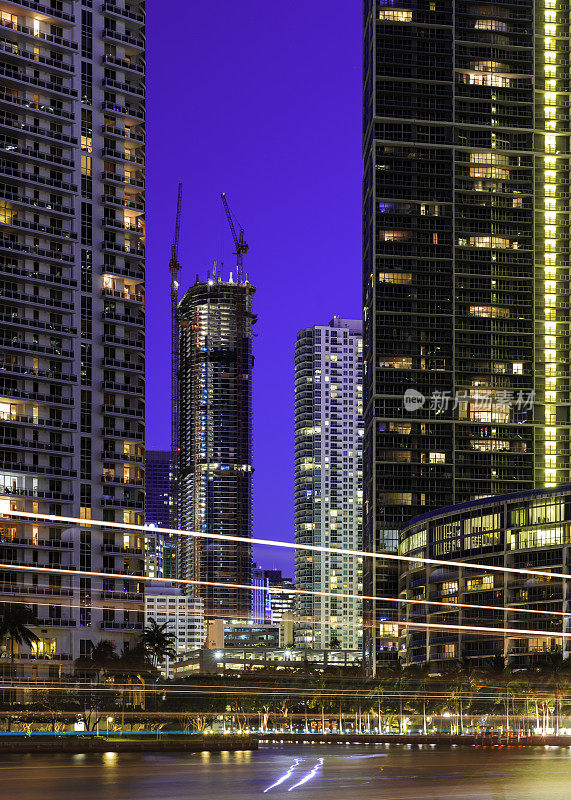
540, 7, 565, 487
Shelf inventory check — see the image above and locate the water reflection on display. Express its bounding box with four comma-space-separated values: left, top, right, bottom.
0, 745, 571, 800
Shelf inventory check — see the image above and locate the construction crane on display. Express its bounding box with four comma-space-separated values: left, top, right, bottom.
220, 192, 248, 282
170, 183, 183, 532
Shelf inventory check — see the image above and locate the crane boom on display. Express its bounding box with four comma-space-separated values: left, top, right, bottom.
170, 183, 183, 534
221, 192, 248, 282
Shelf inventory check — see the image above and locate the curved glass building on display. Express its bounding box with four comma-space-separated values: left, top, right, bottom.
399, 485, 571, 667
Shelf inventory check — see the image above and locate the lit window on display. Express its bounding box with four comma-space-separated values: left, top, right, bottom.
378, 9, 413, 22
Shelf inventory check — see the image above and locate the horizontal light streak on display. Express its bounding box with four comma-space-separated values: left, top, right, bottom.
6, 509, 571, 582
0, 568, 567, 630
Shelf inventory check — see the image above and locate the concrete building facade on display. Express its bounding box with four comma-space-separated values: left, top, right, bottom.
294, 317, 363, 650
0, 0, 146, 677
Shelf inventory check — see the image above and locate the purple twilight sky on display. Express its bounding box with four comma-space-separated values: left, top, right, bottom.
146, 1, 362, 576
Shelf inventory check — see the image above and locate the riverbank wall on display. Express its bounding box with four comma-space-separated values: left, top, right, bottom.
0, 734, 258, 755
259, 732, 571, 747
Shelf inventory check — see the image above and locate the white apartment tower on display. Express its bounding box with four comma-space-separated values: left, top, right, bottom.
0, 0, 146, 677
294, 317, 363, 650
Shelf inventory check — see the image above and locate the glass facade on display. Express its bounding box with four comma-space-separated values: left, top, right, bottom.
363, 0, 571, 673
177, 274, 255, 617
399, 486, 571, 666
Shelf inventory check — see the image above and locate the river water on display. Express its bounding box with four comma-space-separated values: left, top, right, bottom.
1, 744, 571, 799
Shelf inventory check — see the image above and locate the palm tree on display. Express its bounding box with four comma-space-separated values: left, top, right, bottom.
0, 603, 39, 701
140, 619, 176, 669
75, 639, 120, 682
538, 648, 571, 735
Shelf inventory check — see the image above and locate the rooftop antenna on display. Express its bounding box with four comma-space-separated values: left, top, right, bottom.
220, 192, 248, 283
169, 182, 183, 532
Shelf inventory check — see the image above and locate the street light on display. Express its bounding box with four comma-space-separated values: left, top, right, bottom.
106, 716, 113, 737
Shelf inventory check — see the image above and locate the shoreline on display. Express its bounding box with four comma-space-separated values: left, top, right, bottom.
257, 732, 571, 748
0, 734, 258, 755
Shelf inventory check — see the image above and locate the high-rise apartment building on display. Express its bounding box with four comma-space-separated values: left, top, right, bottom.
294, 317, 363, 650
177, 270, 255, 617
145, 449, 174, 579
363, 0, 566, 671
0, 0, 145, 676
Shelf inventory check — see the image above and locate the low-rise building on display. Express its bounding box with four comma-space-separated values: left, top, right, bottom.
144, 587, 204, 677
174, 647, 363, 677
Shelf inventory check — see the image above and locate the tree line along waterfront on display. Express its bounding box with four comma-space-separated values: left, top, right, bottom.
3, 603, 571, 737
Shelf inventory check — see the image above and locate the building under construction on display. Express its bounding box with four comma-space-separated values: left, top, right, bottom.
177, 269, 256, 616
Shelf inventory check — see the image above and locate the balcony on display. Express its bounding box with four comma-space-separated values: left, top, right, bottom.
102, 357, 144, 372
0, 18, 78, 51
0, 584, 73, 597
102, 146, 145, 165
0, 337, 74, 359
0, 164, 77, 193
0, 462, 76, 478
101, 170, 144, 188
0, 411, 76, 430
103, 54, 145, 75
102, 309, 144, 326
102, 193, 145, 212
0, 90, 73, 120
0, 40, 74, 73
0, 64, 77, 98
0, 436, 73, 455
102, 78, 145, 99
103, 242, 145, 260
4, 0, 75, 23
0, 285, 73, 309
0, 115, 76, 145
101, 427, 144, 441
0, 191, 73, 217
0, 486, 73, 501
0, 143, 75, 171
102, 2, 145, 24
101, 496, 143, 510
102, 334, 144, 350
102, 217, 144, 234
101, 451, 143, 464
102, 26, 144, 50
35, 618, 76, 627
102, 404, 144, 419
101, 380, 144, 395
101, 591, 143, 601
0, 310, 75, 335
0, 239, 75, 265
100, 621, 143, 631
101, 99, 145, 121
101, 543, 144, 555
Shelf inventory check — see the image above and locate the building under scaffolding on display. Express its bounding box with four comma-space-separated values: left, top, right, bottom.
177, 270, 256, 616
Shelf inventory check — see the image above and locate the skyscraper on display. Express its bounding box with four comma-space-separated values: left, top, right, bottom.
177, 270, 255, 617
145, 449, 174, 579
0, 0, 146, 676
363, 0, 564, 671
294, 317, 363, 650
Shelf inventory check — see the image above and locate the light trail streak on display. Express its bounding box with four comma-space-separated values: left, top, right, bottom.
7, 509, 571, 581
0, 574, 567, 624
263, 759, 301, 792
287, 759, 323, 791
1, 681, 569, 702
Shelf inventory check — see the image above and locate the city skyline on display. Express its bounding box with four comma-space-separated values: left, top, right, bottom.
145, 0, 362, 572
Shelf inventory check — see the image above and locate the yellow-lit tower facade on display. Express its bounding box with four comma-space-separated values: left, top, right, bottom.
536, 1, 570, 488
